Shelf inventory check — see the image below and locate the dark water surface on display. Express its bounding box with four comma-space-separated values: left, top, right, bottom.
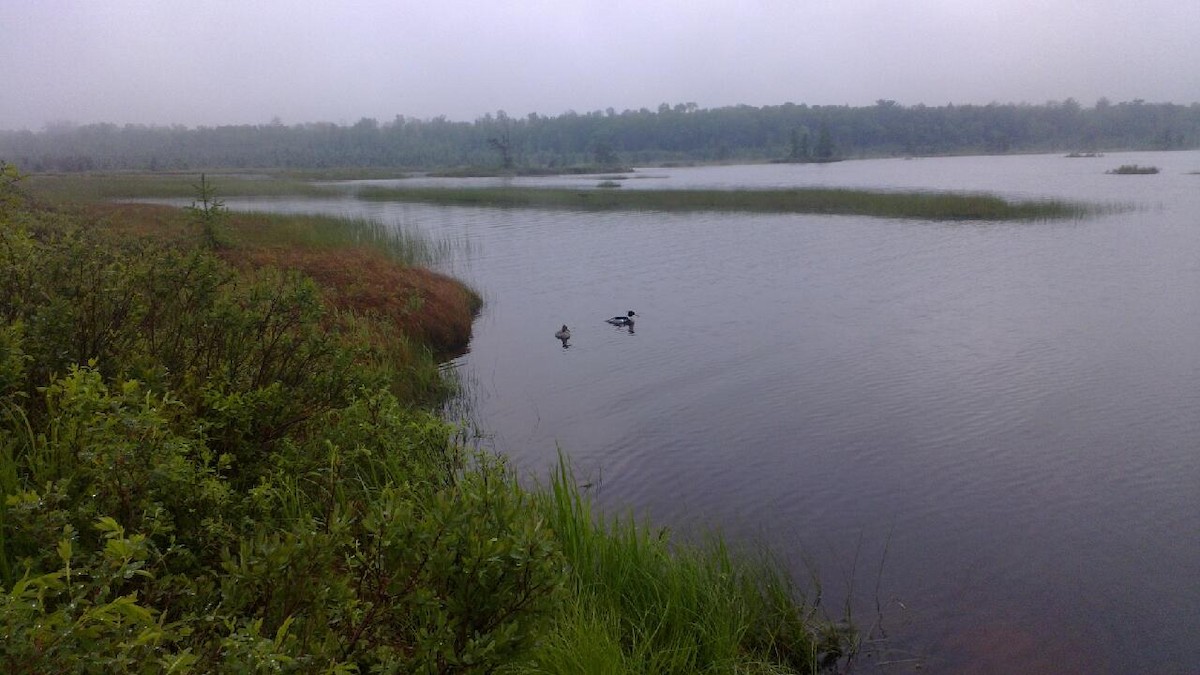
226, 151, 1200, 673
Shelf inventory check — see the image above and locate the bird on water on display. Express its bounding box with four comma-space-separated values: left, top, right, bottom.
555, 325, 571, 340
606, 310, 636, 326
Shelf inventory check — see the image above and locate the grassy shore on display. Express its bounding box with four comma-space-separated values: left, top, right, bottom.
22, 170, 337, 202
358, 185, 1100, 221
512, 459, 852, 674
1, 167, 850, 672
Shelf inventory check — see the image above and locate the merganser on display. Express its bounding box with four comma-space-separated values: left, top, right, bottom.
555, 325, 571, 340
606, 310, 636, 326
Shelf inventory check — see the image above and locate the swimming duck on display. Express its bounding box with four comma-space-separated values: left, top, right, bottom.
606, 310, 636, 326
555, 325, 571, 340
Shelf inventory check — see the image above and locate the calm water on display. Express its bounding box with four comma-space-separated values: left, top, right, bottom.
226, 151, 1200, 673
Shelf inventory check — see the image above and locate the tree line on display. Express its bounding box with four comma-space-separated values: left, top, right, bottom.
3, 98, 1198, 172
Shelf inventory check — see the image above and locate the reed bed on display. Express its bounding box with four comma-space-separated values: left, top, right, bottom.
514, 458, 854, 674
223, 211, 470, 268
220, 212, 481, 356
77, 203, 467, 270
1107, 164, 1159, 175
357, 185, 1101, 221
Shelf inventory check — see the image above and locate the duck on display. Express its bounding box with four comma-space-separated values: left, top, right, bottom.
555, 325, 571, 340
606, 310, 636, 326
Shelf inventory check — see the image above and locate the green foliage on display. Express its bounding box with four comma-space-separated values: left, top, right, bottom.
788, 127, 811, 162
1, 225, 355, 460
1, 519, 194, 674
0, 376, 566, 671
185, 173, 228, 249
0, 162, 23, 214
815, 126, 835, 160
5, 99, 1198, 171
0, 193, 567, 672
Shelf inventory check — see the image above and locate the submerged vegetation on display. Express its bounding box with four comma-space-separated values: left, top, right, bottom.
358, 185, 1100, 221
0, 165, 850, 672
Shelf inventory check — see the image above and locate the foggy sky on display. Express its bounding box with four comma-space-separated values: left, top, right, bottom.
3, 0, 1198, 131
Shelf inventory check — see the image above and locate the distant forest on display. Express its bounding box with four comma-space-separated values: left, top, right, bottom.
3, 98, 1198, 172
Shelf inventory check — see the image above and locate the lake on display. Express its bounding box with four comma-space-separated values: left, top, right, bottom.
222, 151, 1200, 673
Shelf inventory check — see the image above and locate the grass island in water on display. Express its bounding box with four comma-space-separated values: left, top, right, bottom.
1107, 164, 1160, 175
357, 184, 1102, 221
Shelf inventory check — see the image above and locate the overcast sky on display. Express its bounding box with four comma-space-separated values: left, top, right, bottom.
3, 0, 1198, 131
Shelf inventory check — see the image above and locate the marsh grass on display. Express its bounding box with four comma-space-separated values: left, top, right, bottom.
22, 171, 335, 202
357, 185, 1100, 221
229, 246, 481, 357
215, 211, 482, 355
280, 167, 412, 181
431, 164, 632, 178
26, 173, 471, 266
517, 458, 854, 674
223, 211, 470, 267
1107, 164, 1160, 175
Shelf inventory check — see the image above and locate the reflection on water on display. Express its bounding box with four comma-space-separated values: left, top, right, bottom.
220, 151, 1200, 674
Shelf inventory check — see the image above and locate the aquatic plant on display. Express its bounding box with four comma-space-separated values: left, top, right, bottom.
1107, 164, 1159, 174
357, 185, 1102, 221
518, 457, 854, 674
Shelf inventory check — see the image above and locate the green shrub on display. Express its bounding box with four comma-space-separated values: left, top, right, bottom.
2, 372, 567, 672
1, 518, 195, 674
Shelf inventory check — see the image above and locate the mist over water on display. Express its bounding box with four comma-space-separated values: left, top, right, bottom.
222, 150, 1200, 674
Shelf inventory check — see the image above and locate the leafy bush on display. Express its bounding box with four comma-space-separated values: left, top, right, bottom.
1, 372, 566, 672
0, 195, 566, 672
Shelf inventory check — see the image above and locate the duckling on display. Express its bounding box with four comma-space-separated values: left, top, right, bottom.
606, 310, 636, 327
555, 325, 571, 340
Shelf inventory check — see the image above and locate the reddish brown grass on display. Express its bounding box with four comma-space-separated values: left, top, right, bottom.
78, 202, 200, 245
222, 247, 480, 355
75, 203, 480, 355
